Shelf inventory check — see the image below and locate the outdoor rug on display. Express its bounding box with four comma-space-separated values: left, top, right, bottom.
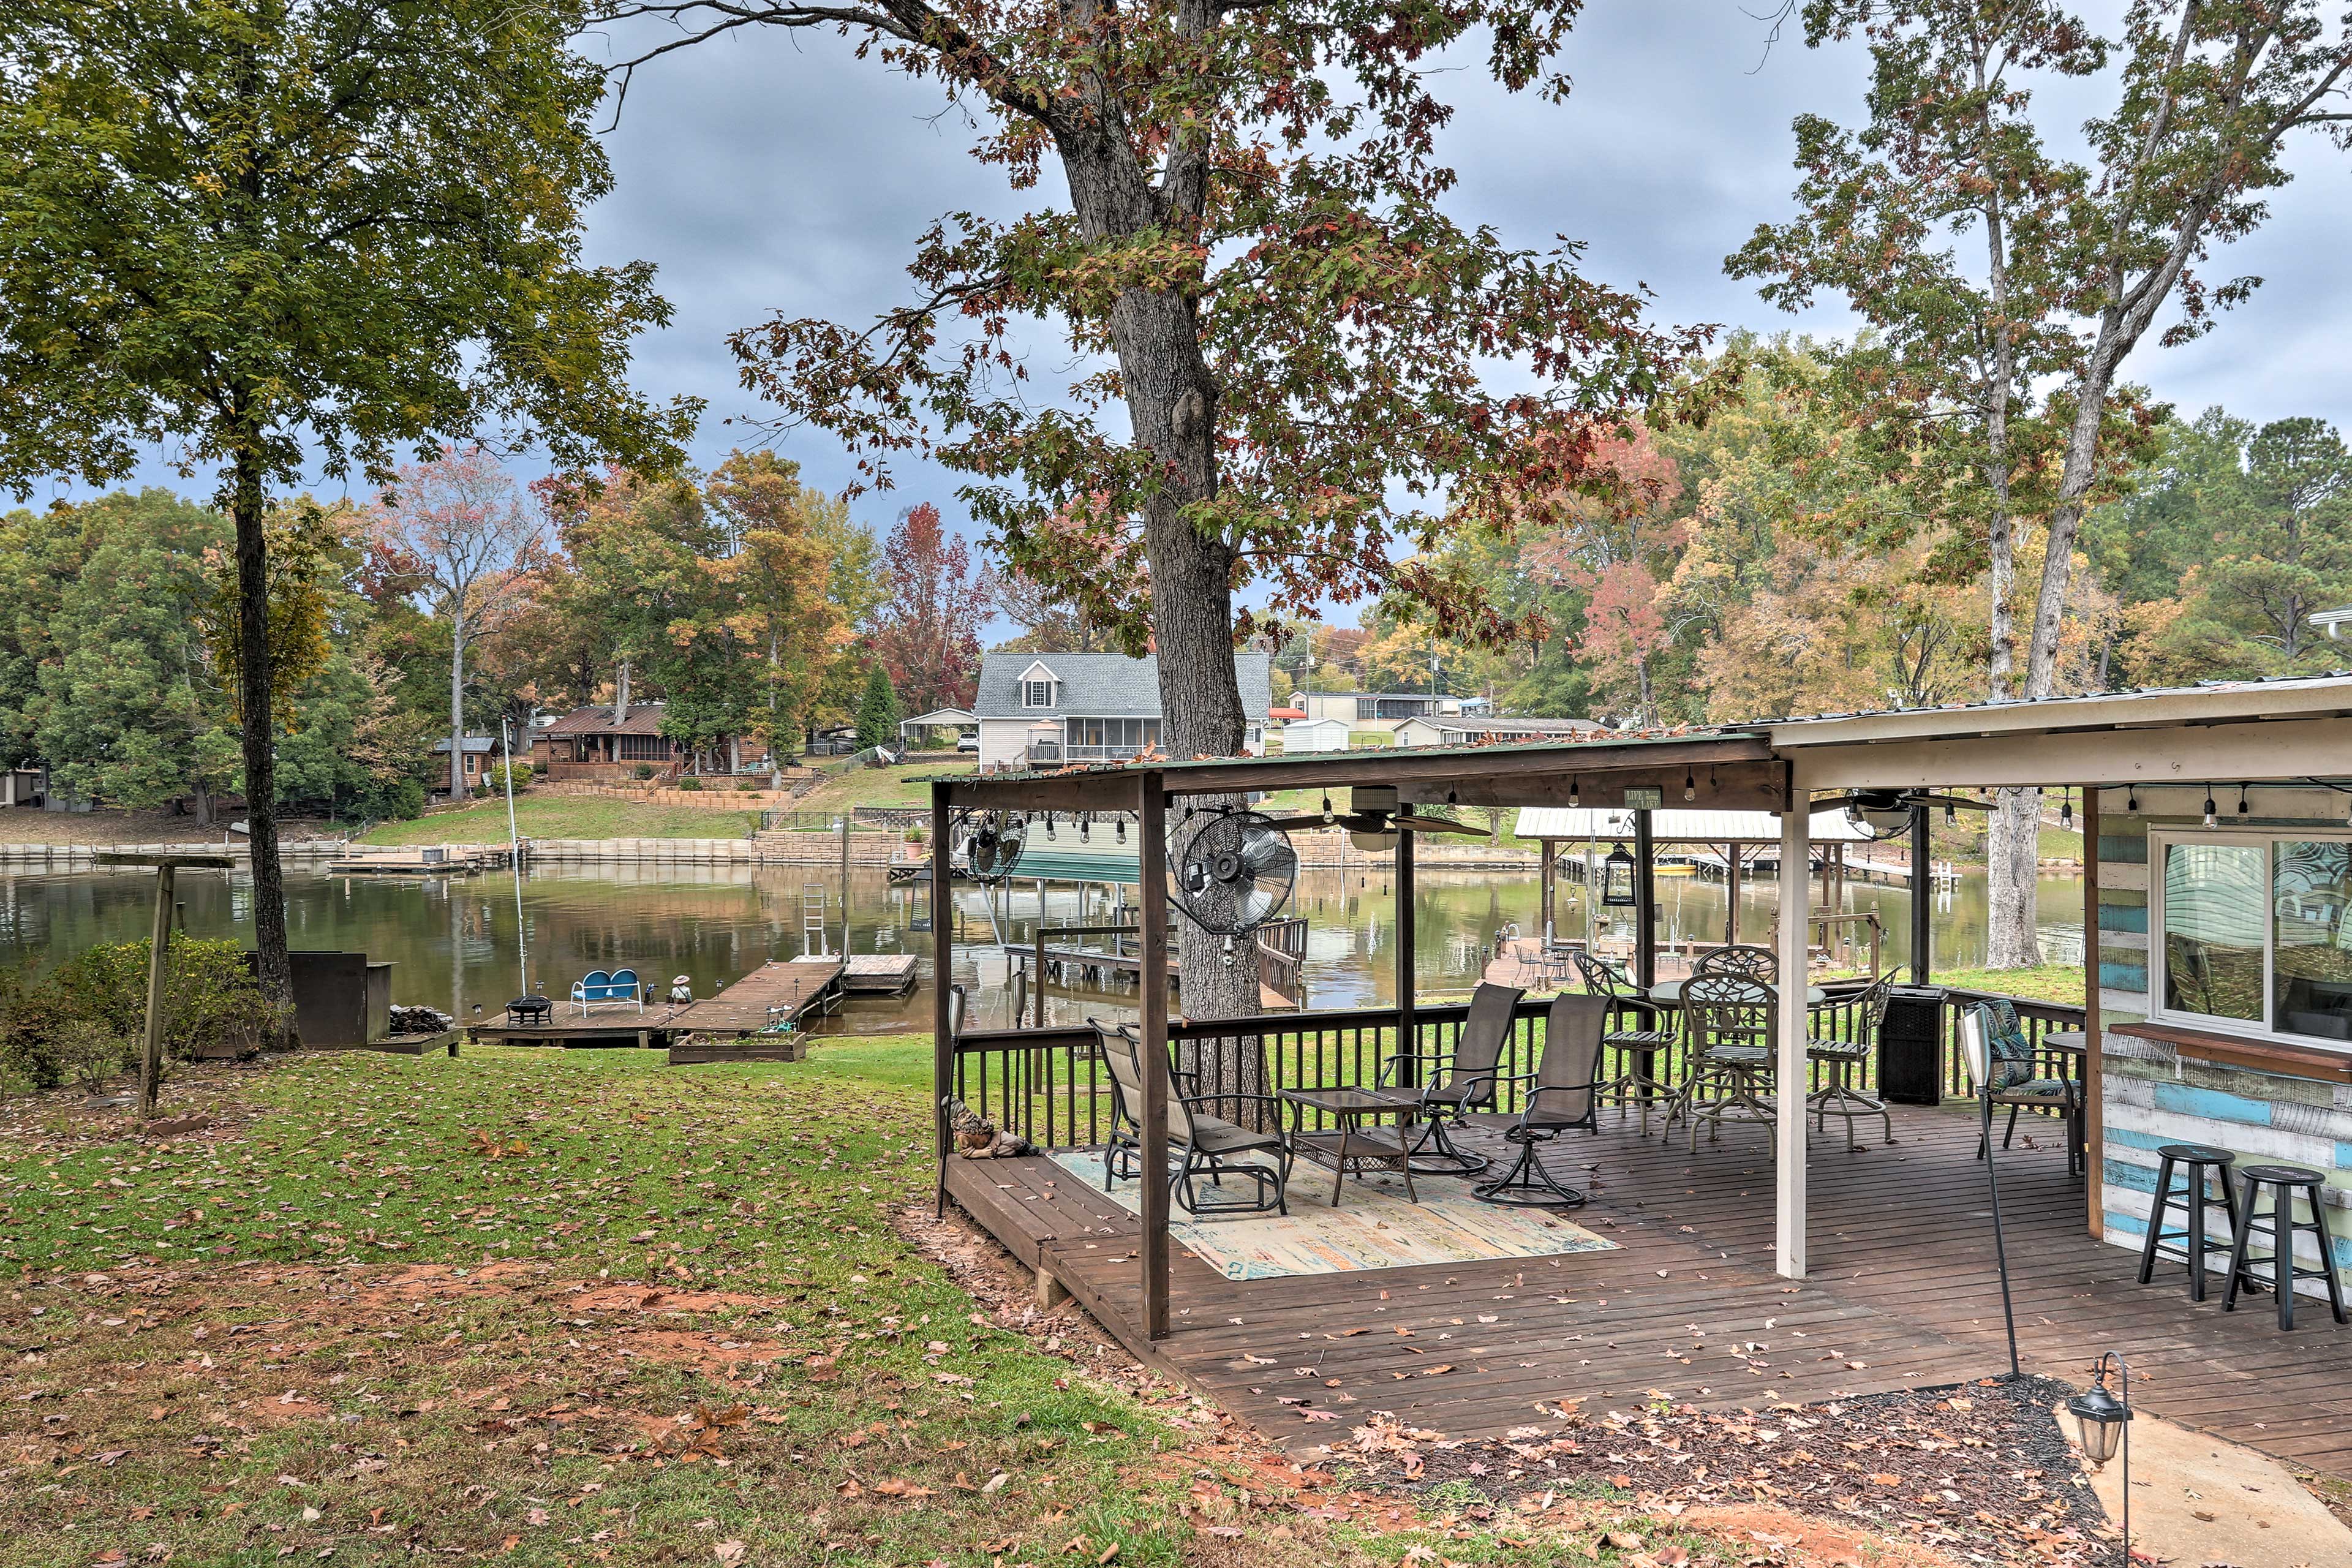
1045, 1148, 1619, 1281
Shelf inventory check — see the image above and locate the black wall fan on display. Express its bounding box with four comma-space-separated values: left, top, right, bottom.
959, 810, 1027, 882
1171, 810, 1298, 937
1814, 788, 1991, 840
1259, 784, 1490, 843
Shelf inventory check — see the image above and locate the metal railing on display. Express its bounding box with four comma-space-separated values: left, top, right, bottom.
949, 983, 2087, 1152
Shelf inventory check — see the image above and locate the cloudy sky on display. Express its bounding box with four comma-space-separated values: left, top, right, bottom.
578, 0, 2352, 604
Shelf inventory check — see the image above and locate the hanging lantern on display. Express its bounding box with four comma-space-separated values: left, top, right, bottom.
1601, 842, 1637, 908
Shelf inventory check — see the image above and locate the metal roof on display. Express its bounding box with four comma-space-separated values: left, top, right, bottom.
1515, 807, 1874, 843
1768, 673, 2352, 745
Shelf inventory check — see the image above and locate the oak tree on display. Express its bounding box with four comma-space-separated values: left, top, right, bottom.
0, 0, 690, 1025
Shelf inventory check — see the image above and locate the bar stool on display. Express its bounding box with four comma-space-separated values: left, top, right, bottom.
2222, 1164, 2351, 1330
2133, 1143, 2244, 1302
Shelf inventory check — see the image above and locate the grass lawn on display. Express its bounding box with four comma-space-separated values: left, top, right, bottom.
358, 797, 760, 845
0, 1041, 1768, 1568
787, 763, 976, 818
1928, 963, 2087, 1008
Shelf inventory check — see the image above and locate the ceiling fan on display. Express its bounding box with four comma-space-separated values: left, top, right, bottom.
1259, 785, 1490, 850
1812, 787, 1992, 840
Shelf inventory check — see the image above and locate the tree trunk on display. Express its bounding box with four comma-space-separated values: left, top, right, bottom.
1985, 789, 2042, 967
230, 446, 295, 1044
448, 609, 467, 799
192, 782, 213, 831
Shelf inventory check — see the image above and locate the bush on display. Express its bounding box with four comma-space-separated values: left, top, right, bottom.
676, 775, 701, 791
736, 777, 762, 793
0, 968, 69, 1093
633, 763, 656, 780
55, 1018, 133, 1096
485, 761, 532, 794
48, 938, 280, 1063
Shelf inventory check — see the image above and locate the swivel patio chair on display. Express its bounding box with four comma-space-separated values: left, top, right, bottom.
1096, 1022, 1294, 1216
1569, 949, 1679, 1134
1376, 980, 1524, 1175
1806, 974, 1894, 1150
1463, 993, 1608, 1207
1670, 972, 1777, 1152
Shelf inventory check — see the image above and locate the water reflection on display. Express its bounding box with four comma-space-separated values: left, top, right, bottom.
0, 860, 2086, 1036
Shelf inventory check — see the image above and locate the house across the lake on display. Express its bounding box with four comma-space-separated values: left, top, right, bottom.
973, 652, 1273, 770
1392, 714, 1607, 747
534, 701, 743, 781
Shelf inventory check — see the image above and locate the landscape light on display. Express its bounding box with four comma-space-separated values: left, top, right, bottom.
2064, 1352, 2133, 1564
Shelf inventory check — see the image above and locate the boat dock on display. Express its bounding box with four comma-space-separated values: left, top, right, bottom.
325, 846, 509, 876
469, 956, 849, 1054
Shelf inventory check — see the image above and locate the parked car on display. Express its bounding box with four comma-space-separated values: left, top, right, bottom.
957, 733, 979, 753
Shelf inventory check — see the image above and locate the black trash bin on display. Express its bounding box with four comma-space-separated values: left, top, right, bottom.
1878, 986, 1947, 1105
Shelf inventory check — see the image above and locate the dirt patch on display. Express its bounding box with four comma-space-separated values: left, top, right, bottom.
1684, 1503, 1965, 1567
0, 1058, 274, 1150
573, 1284, 783, 1313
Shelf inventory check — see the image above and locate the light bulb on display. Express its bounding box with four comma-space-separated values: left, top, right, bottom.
1569, 777, 1580, 809
1044, 815, 1055, 840
1115, 819, 1126, 843
2204, 792, 2217, 828
2237, 785, 2250, 816
1079, 817, 1090, 842
1683, 768, 1695, 803
2127, 786, 2139, 813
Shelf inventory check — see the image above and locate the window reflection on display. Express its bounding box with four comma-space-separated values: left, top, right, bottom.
2275, 841, 2352, 1042
2163, 842, 2266, 1022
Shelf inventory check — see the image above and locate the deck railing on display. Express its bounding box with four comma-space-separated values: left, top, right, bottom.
949, 983, 2088, 1152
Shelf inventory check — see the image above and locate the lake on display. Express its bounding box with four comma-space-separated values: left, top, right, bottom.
0, 859, 2086, 1034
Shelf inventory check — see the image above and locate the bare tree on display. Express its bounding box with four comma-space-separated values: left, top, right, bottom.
371, 447, 548, 797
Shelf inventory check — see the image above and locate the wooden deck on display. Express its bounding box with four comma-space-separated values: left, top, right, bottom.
667, 956, 844, 1033
945, 1101, 2352, 1477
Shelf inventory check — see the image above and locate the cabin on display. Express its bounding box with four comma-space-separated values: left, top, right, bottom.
927, 674, 2352, 1483
1393, 714, 1606, 747
536, 701, 742, 781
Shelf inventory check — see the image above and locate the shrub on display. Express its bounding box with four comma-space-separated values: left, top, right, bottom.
55, 1018, 133, 1096
677, 775, 701, 791
48, 938, 278, 1061
736, 777, 762, 793
485, 761, 532, 794
0, 968, 69, 1093
633, 763, 656, 780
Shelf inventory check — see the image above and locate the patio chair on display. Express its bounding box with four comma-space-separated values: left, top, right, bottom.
1462, 993, 1608, 1207
1806, 974, 1894, 1150
1377, 979, 1525, 1174
608, 968, 646, 1011
1692, 943, 1778, 984
1671, 972, 1777, 1152
570, 969, 611, 1015
1096, 1022, 1294, 1216
1569, 949, 1679, 1134
1958, 1001, 2083, 1177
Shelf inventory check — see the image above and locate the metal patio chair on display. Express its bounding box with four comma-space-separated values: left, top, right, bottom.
1462, 993, 1608, 1207
1569, 949, 1680, 1134
1377, 979, 1525, 1174
1095, 1021, 1294, 1216
1671, 971, 1777, 1152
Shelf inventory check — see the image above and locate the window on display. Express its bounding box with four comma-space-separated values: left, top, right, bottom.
619, 733, 670, 760
1023, 679, 1055, 708
2154, 831, 2352, 1044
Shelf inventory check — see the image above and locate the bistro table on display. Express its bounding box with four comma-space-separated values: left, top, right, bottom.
1280, 1085, 1422, 1207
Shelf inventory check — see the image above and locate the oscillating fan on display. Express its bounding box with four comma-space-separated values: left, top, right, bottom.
1813, 788, 1991, 840
960, 810, 1027, 882
1172, 811, 1298, 937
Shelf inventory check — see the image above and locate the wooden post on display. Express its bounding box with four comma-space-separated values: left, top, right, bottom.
137, 864, 176, 1120
1396, 827, 1417, 1058
1633, 809, 1657, 989
1033, 916, 1048, 1028
1774, 771, 1811, 1278
1725, 842, 1741, 945
1909, 803, 1932, 984
930, 785, 953, 1217
1137, 773, 1170, 1340
1539, 838, 1555, 943
2082, 786, 2103, 1238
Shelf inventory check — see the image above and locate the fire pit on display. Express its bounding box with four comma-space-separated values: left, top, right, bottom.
507, 995, 552, 1027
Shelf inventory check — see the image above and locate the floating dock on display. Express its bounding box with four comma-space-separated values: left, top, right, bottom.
325, 847, 508, 876
841, 952, 919, 996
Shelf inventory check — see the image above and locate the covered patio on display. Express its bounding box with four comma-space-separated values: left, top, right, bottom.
929, 676, 2352, 1477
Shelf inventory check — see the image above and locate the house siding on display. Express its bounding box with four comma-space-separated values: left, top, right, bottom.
2092, 786, 2352, 1292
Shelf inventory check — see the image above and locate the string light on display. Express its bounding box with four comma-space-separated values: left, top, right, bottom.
2059, 790, 2073, 829
1115, 818, 1126, 844
2203, 790, 2217, 828
1079, 815, 1090, 843
2237, 783, 2251, 817
1683, 767, 1695, 803
1569, 777, 1580, 810
2126, 785, 2139, 813
1044, 813, 1056, 840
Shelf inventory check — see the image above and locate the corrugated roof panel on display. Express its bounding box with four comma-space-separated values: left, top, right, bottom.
1513, 807, 1875, 842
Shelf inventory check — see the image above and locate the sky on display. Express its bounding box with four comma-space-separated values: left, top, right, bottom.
573, 0, 2352, 622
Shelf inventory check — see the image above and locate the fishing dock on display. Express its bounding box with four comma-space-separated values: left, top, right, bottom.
325, 845, 509, 876
468, 956, 848, 1054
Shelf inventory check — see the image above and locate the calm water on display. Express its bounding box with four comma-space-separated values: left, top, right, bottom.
0, 860, 2085, 1035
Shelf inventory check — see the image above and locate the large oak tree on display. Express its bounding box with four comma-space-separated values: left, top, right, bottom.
608, 0, 1701, 1014
0, 0, 691, 1028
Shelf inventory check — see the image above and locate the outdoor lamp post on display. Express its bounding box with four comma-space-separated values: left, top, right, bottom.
1600, 842, 1637, 908
2066, 1351, 2133, 1562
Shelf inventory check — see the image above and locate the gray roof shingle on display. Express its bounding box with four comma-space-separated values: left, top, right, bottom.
976, 652, 1272, 720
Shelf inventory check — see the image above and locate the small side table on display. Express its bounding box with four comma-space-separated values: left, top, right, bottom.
1280, 1085, 1421, 1207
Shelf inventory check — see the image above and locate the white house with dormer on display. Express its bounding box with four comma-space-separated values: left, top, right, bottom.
971, 652, 1273, 770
